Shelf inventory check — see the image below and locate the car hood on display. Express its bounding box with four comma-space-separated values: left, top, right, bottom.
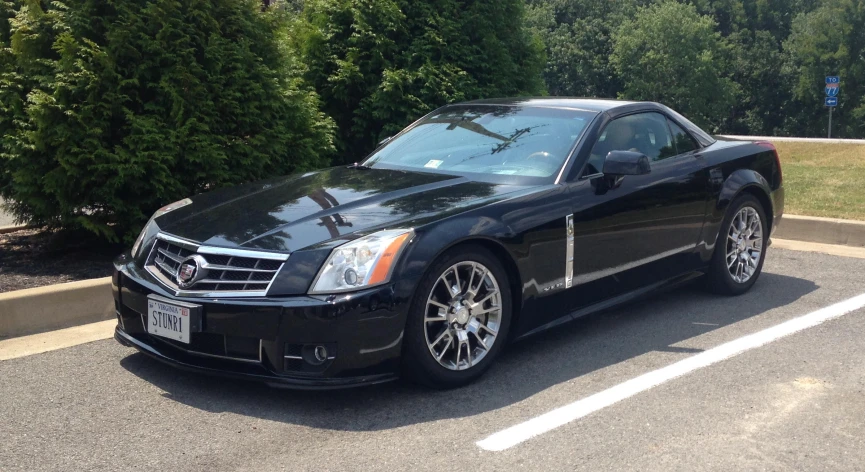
154, 167, 524, 252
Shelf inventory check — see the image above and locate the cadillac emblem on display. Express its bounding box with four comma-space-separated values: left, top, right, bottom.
176, 255, 208, 288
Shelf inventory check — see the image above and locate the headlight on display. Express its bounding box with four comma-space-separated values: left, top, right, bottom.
309, 229, 414, 294
131, 198, 192, 258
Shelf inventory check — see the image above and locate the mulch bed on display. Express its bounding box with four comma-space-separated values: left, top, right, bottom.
0, 228, 124, 294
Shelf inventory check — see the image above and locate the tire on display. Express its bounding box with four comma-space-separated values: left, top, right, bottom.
402, 244, 512, 389
706, 193, 768, 295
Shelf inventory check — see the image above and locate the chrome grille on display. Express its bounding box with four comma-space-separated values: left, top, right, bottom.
145, 233, 288, 297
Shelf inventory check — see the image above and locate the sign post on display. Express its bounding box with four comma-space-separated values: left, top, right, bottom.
825, 76, 840, 138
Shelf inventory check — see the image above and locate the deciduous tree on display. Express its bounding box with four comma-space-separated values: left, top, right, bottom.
611, 1, 737, 131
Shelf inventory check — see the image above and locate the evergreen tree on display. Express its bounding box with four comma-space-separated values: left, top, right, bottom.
0, 0, 334, 242
296, 0, 546, 163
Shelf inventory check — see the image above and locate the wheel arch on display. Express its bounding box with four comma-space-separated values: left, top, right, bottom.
399, 232, 524, 340
717, 169, 774, 230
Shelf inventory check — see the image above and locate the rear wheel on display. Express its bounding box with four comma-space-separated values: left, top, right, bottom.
707, 194, 767, 295
402, 245, 511, 388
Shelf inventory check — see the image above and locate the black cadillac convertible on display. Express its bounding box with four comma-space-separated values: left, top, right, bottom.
113, 98, 784, 389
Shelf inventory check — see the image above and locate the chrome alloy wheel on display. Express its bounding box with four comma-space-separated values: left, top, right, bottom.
423, 262, 502, 371
726, 206, 763, 283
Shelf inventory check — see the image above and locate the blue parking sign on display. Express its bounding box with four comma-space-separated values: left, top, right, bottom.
825, 97, 838, 106
826, 76, 840, 84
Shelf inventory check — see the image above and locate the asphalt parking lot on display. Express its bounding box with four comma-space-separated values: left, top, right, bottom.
2, 247, 865, 471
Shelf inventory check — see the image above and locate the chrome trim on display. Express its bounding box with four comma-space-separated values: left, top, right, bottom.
193, 279, 270, 285
198, 262, 278, 273
156, 232, 199, 251
554, 112, 601, 184
284, 355, 303, 360
157, 247, 184, 263
146, 266, 272, 297
197, 245, 288, 261
565, 214, 574, 288
154, 258, 179, 278
144, 232, 289, 298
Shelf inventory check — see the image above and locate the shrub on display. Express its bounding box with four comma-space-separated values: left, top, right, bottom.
0, 0, 334, 242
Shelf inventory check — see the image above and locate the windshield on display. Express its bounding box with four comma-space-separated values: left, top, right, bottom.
364, 105, 596, 182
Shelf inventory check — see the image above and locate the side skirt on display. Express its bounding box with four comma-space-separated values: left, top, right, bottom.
512, 270, 707, 342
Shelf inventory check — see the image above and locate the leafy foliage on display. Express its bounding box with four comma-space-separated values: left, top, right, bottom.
295, 0, 546, 163
0, 0, 334, 242
530, 0, 864, 138
612, 1, 738, 131
784, 0, 865, 137
524, 0, 649, 98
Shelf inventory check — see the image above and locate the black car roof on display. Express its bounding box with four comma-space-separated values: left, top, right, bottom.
457, 97, 716, 147
459, 97, 643, 113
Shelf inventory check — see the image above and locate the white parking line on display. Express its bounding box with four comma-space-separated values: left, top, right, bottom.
477, 292, 865, 452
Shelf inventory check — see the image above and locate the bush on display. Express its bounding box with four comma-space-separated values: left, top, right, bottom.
296, 0, 546, 163
0, 0, 334, 243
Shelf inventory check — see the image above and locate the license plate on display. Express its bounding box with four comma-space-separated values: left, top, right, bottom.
147, 298, 192, 344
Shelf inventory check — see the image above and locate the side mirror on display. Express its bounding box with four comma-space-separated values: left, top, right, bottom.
602, 150, 651, 176
378, 136, 393, 146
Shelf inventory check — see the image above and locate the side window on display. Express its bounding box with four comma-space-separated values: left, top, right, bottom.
587, 113, 673, 172
667, 119, 698, 155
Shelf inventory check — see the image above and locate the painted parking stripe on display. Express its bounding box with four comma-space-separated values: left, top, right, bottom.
477, 292, 865, 452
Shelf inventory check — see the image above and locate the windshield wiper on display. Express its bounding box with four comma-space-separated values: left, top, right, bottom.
491, 127, 532, 154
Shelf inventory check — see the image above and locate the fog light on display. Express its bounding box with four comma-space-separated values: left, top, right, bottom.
285, 343, 337, 374
301, 344, 329, 366
314, 345, 328, 363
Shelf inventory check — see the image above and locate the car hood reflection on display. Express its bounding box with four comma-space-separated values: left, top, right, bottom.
154, 167, 521, 252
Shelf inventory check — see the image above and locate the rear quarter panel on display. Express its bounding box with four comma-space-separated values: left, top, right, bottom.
697, 140, 784, 262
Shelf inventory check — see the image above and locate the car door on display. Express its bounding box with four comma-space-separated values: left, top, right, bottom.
561, 111, 710, 309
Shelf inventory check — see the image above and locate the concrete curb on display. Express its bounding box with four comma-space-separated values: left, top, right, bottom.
0, 277, 114, 338
775, 215, 865, 248
0, 224, 35, 235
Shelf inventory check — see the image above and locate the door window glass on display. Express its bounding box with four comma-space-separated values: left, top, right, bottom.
667, 119, 698, 155
585, 112, 674, 173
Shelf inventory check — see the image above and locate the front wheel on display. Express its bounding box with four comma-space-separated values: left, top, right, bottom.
706, 194, 768, 295
402, 245, 511, 388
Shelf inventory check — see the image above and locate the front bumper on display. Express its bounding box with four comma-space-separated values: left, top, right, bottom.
113, 254, 406, 389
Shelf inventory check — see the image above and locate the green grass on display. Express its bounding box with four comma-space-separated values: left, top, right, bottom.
771, 141, 865, 221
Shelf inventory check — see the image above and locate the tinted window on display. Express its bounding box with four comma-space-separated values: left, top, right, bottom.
668, 119, 698, 155
585, 112, 674, 173
665, 107, 715, 146
365, 105, 594, 180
